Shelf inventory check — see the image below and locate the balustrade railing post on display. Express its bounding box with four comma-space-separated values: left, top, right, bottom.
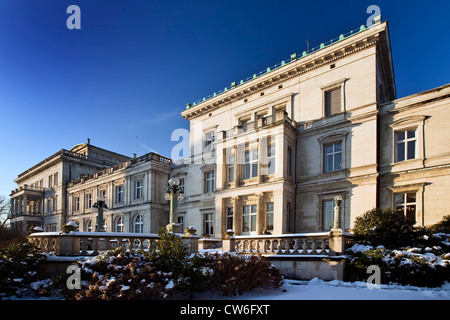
328, 229, 345, 256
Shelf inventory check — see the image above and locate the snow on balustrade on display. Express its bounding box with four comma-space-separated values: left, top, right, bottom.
27, 231, 165, 256
227, 231, 350, 257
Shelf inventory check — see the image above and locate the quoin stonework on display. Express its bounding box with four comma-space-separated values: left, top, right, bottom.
9, 20, 450, 240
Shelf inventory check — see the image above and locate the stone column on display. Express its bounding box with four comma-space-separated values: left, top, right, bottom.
256, 193, 265, 235
23, 194, 27, 215
232, 196, 241, 235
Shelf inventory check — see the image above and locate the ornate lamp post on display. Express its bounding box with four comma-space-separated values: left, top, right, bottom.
93, 196, 108, 232
333, 195, 343, 230
164, 178, 184, 233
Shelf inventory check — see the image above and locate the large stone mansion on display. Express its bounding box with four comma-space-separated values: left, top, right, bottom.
9, 20, 450, 238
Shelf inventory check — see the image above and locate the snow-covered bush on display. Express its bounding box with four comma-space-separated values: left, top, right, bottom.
209, 253, 284, 297
66, 248, 175, 300
346, 213, 450, 288
0, 241, 46, 298
353, 208, 421, 249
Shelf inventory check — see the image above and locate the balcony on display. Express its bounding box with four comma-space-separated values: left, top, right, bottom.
219, 110, 296, 141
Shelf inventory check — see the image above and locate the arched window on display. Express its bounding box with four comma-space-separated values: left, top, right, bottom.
86, 220, 92, 232
134, 214, 144, 233
115, 216, 124, 233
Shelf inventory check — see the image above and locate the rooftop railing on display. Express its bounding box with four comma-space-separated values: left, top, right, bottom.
186, 24, 371, 109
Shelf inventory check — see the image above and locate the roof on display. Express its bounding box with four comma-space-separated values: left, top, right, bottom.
182, 20, 395, 119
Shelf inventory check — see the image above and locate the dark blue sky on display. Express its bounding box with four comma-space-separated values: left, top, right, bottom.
0, 0, 449, 197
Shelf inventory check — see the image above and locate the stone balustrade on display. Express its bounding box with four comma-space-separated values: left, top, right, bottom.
223, 230, 349, 256
27, 231, 199, 256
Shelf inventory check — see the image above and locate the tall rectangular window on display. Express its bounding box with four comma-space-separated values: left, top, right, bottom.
324, 142, 342, 173
244, 149, 258, 179
227, 155, 235, 183
178, 178, 185, 193
226, 207, 234, 231
204, 131, 215, 152
205, 171, 215, 193
287, 147, 292, 176
266, 202, 274, 231
325, 87, 341, 117
242, 205, 257, 233
203, 213, 214, 235
322, 200, 335, 231
267, 144, 276, 175
395, 130, 417, 162
74, 197, 80, 212
135, 180, 143, 199
116, 186, 123, 203
86, 194, 92, 209
395, 192, 416, 223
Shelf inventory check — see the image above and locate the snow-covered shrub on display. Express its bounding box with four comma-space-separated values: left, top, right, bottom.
209, 253, 284, 297
65, 248, 175, 300
345, 234, 450, 287
0, 241, 46, 298
353, 208, 421, 249
142, 228, 212, 298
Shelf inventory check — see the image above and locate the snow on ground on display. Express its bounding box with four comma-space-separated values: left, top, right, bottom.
196, 278, 450, 300
3, 278, 450, 300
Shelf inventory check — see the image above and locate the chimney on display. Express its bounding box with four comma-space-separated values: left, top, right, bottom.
87, 138, 91, 145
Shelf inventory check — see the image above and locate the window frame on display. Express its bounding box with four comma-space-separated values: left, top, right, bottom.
244, 149, 258, 179
394, 128, 418, 163
133, 214, 144, 233
323, 141, 343, 173
135, 180, 143, 200
242, 204, 257, 234
116, 185, 123, 204
204, 171, 215, 193
203, 212, 214, 235
394, 192, 417, 223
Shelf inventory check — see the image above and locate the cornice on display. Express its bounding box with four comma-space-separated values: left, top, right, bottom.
181, 24, 387, 120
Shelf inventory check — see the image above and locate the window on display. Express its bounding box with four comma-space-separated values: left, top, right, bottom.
134, 214, 144, 233
86, 194, 92, 209
322, 200, 335, 231
115, 217, 124, 233
74, 197, 80, 212
286, 202, 292, 232
53, 173, 58, 187
203, 213, 214, 235
48, 175, 52, 188
242, 205, 257, 233
325, 87, 341, 117
287, 147, 292, 176
324, 142, 342, 173
395, 192, 416, 223
178, 178, 185, 193
204, 131, 215, 152
53, 196, 57, 213
266, 202, 274, 231
177, 214, 185, 232
227, 155, 235, 183
226, 207, 234, 231
47, 198, 52, 213
205, 171, 215, 193
267, 144, 276, 175
395, 130, 417, 162
116, 186, 123, 203
135, 180, 143, 199
244, 149, 258, 179
86, 220, 93, 232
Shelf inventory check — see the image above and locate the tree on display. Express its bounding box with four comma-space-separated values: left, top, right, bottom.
0, 196, 11, 230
